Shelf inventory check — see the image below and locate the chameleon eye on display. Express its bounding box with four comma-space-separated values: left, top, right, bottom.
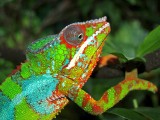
64, 25, 84, 46
78, 33, 83, 41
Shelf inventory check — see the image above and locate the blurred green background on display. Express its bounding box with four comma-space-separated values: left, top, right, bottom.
0, 0, 160, 120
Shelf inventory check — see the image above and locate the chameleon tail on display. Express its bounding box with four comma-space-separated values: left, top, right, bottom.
58, 69, 157, 115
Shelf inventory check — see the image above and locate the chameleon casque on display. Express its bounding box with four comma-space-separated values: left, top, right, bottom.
0, 16, 158, 120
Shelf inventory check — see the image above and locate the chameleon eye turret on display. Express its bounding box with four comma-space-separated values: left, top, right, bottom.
0, 17, 157, 120
63, 25, 84, 46
60, 16, 111, 83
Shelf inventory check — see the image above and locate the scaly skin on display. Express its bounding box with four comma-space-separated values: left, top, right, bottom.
0, 17, 157, 120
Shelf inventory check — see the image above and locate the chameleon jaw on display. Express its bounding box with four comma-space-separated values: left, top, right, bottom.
47, 91, 68, 112
47, 90, 66, 104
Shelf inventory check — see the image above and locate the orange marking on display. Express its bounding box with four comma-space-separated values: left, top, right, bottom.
8, 65, 22, 76
92, 103, 103, 114
114, 85, 122, 102
114, 85, 122, 95
148, 82, 151, 89
102, 92, 108, 103
98, 54, 118, 68
82, 93, 91, 108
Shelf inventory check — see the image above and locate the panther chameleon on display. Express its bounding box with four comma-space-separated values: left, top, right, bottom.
0, 16, 157, 120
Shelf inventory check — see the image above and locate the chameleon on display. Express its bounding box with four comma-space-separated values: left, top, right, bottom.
0, 16, 158, 120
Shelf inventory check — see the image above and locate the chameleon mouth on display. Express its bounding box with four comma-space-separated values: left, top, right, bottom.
47, 90, 68, 108
46, 93, 68, 117
47, 94, 66, 104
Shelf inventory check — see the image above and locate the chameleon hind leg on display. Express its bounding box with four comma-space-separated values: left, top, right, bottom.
58, 69, 157, 115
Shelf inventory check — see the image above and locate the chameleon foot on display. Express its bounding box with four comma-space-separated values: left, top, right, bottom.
124, 69, 158, 93
59, 69, 158, 115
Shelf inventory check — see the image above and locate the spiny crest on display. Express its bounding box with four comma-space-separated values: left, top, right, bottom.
59, 16, 107, 36
59, 16, 110, 49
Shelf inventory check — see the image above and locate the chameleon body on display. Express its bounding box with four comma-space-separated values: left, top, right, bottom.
0, 17, 157, 120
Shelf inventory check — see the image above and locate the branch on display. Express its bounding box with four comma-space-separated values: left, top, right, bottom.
92, 49, 160, 78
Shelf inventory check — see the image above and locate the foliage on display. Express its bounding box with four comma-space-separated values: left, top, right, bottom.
103, 22, 160, 64
102, 21, 148, 61
0, 0, 160, 120
137, 26, 160, 57
108, 107, 160, 120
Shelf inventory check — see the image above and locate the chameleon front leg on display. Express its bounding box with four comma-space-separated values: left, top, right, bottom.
58, 69, 157, 115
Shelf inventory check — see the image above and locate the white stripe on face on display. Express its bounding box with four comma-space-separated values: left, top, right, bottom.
66, 23, 110, 69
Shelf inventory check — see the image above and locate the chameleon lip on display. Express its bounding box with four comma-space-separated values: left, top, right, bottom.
47, 94, 65, 102
66, 22, 110, 69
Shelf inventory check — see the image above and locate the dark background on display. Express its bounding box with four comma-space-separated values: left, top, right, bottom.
0, 0, 160, 120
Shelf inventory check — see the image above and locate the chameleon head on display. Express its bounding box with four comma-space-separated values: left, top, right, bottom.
59, 16, 110, 84
17, 17, 110, 117
26, 16, 110, 79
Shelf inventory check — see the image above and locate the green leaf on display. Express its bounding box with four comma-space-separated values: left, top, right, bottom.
98, 113, 125, 120
134, 107, 160, 120
109, 108, 148, 120
137, 25, 160, 57
111, 52, 128, 63
102, 21, 147, 61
